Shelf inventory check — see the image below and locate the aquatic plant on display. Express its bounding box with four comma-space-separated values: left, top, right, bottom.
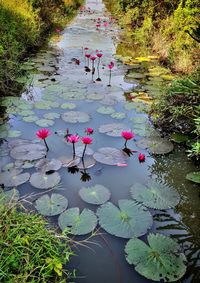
121, 131, 134, 148
107, 61, 114, 86
85, 127, 94, 135
36, 128, 51, 151
67, 134, 79, 159
138, 153, 145, 162
81, 136, 93, 159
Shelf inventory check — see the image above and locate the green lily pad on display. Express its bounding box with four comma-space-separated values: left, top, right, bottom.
35, 158, 62, 172
97, 106, 115, 115
35, 119, 54, 127
34, 100, 59, 110
0, 188, 20, 204
18, 102, 33, 110
10, 142, 46, 161
87, 93, 104, 100
130, 180, 180, 209
43, 112, 60, 119
30, 172, 61, 189
58, 208, 97, 235
77, 156, 96, 169
35, 193, 68, 216
136, 137, 174, 154
111, 112, 126, 119
125, 233, 187, 282
15, 160, 35, 169
19, 110, 35, 116
97, 200, 153, 238
99, 123, 131, 137
79, 184, 111, 205
75, 146, 94, 157
186, 171, 200, 184
58, 156, 80, 168
23, 115, 39, 122
171, 133, 189, 144
130, 116, 147, 124
61, 103, 76, 109
0, 170, 30, 187
7, 130, 22, 138
93, 147, 128, 165
62, 111, 90, 123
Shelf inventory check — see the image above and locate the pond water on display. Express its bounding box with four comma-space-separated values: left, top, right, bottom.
0, 1, 200, 282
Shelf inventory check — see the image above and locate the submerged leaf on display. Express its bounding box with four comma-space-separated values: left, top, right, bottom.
125, 233, 187, 282
186, 171, 200, 184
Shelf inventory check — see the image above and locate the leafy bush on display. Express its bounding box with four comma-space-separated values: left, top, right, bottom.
0, 203, 74, 282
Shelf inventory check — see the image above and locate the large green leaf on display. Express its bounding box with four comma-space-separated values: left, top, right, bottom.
0, 170, 30, 187
186, 171, 200, 184
79, 184, 111, 205
130, 180, 180, 209
136, 137, 174, 154
30, 172, 61, 189
58, 208, 97, 235
97, 200, 153, 238
125, 233, 187, 282
10, 142, 46, 161
35, 193, 68, 216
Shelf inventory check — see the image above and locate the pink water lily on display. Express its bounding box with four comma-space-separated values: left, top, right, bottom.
85, 127, 94, 135
81, 136, 93, 159
121, 131, 135, 147
107, 61, 114, 86
116, 163, 128, 167
67, 134, 79, 159
90, 56, 97, 61
96, 53, 103, 58
36, 128, 50, 151
138, 153, 145, 162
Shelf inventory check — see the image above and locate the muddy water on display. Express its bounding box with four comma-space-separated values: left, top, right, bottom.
0, 0, 200, 282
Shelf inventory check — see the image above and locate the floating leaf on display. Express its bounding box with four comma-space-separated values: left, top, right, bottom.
58, 156, 80, 168
7, 130, 22, 138
60, 103, 76, 109
20, 110, 35, 116
130, 116, 147, 124
136, 137, 174, 154
35, 119, 54, 127
10, 142, 46, 161
77, 156, 96, 169
58, 208, 97, 235
35, 158, 62, 172
93, 147, 128, 165
111, 112, 126, 119
87, 93, 104, 100
99, 123, 131, 137
75, 146, 94, 157
97, 200, 153, 238
97, 106, 115, 115
35, 193, 68, 216
30, 172, 61, 189
186, 171, 200, 184
125, 233, 187, 282
171, 133, 189, 144
130, 180, 180, 209
43, 112, 60, 119
62, 111, 90, 123
23, 115, 39, 122
0, 188, 20, 204
15, 160, 35, 169
79, 184, 111, 205
34, 101, 59, 110
0, 170, 30, 187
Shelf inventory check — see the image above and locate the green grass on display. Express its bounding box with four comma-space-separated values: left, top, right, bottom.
0, 203, 74, 283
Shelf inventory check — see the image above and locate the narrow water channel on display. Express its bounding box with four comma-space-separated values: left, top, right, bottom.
0, 1, 199, 283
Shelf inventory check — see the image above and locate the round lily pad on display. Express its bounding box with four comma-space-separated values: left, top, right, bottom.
125, 233, 187, 282
30, 172, 61, 189
35, 158, 62, 172
35, 119, 54, 127
15, 160, 35, 169
23, 115, 39, 122
76, 146, 94, 157
0, 170, 30, 187
87, 93, 104, 100
97, 106, 115, 115
99, 123, 131, 137
10, 143, 46, 161
58, 208, 97, 235
35, 193, 68, 216
77, 156, 96, 169
20, 110, 35, 116
111, 112, 126, 119
130, 180, 180, 209
58, 156, 80, 168
8, 130, 22, 138
43, 112, 60, 119
186, 171, 200, 184
79, 184, 111, 205
136, 137, 174, 154
61, 103, 76, 109
97, 200, 153, 238
93, 147, 128, 165
35, 101, 59, 110
62, 111, 90, 123
0, 188, 20, 204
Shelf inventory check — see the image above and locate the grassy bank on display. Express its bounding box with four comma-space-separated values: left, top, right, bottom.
104, 0, 200, 73
0, 0, 83, 96
0, 203, 73, 282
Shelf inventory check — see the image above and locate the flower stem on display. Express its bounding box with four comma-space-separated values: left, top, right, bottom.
108, 69, 111, 86
124, 140, 127, 148
82, 144, 87, 159
72, 142, 76, 159
44, 139, 49, 152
